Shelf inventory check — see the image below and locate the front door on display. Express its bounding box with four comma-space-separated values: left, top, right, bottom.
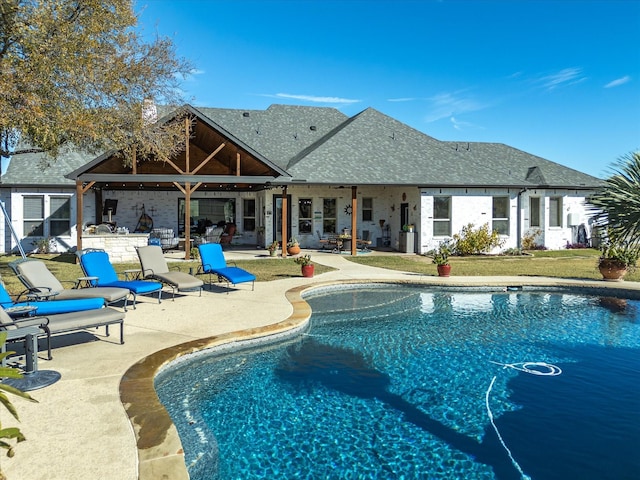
273, 194, 292, 242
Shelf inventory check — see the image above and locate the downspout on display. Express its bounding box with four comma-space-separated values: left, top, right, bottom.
517, 188, 527, 249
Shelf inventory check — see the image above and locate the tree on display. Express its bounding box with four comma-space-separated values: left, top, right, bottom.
0, 0, 193, 165
587, 151, 640, 243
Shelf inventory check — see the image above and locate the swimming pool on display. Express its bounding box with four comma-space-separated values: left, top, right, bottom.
155, 285, 640, 479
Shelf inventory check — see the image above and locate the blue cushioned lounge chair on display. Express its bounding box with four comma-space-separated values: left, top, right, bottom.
197, 243, 256, 291
77, 249, 163, 308
0, 281, 106, 315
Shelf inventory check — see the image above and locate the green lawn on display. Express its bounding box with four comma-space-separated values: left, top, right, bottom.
345, 248, 640, 282
0, 248, 634, 298
0, 253, 335, 297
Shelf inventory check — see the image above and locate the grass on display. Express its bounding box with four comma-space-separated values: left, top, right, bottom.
0, 248, 636, 298
345, 248, 640, 282
0, 253, 335, 297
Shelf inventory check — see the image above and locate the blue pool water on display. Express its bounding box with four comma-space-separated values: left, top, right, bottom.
155, 286, 640, 479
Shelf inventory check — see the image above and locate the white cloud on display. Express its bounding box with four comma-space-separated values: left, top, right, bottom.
424, 91, 487, 122
537, 67, 587, 90
387, 97, 417, 102
604, 76, 631, 88
449, 116, 476, 131
266, 93, 361, 104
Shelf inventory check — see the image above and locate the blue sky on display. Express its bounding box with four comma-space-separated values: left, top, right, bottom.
137, 0, 640, 179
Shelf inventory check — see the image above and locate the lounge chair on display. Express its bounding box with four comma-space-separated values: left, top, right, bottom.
9, 258, 131, 310
0, 303, 125, 363
0, 279, 106, 316
196, 243, 256, 291
76, 248, 163, 308
136, 245, 203, 299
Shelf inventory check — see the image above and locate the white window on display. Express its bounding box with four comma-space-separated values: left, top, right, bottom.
361, 197, 373, 222
49, 196, 71, 236
298, 198, 312, 234
529, 197, 541, 228
243, 199, 256, 232
433, 196, 451, 236
492, 197, 510, 235
549, 197, 563, 227
323, 198, 337, 233
23, 196, 44, 237
23, 195, 71, 237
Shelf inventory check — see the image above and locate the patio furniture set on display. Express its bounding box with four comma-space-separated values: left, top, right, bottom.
0, 244, 255, 391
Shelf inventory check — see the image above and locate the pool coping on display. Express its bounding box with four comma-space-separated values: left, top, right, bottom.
119, 277, 640, 479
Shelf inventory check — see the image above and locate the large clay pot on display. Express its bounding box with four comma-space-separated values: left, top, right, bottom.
288, 245, 301, 255
599, 260, 627, 281
437, 264, 451, 277
301, 265, 314, 278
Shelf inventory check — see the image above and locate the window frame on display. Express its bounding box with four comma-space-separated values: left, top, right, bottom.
492, 196, 510, 235
49, 196, 71, 237
549, 196, 563, 228
298, 198, 313, 235
23, 195, 45, 237
322, 198, 337, 234
529, 197, 541, 228
242, 198, 256, 232
361, 197, 373, 222
432, 196, 451, 237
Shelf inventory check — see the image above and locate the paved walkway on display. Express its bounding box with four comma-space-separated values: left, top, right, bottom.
3, 250, 639, 479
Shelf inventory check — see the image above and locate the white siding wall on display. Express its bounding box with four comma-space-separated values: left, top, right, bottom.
420, 188, 596, 253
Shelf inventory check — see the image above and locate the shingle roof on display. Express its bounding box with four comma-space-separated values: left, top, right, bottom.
2, 145, 91, 186
2, 104, 603, 189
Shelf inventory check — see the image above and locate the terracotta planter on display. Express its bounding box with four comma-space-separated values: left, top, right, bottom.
599, 261, 627, 281
301, 264, 314, 277
437, 264, 451, 277
288, 245, 301, 255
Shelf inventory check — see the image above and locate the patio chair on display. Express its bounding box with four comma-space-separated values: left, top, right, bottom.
76, 248, 163, 308
9, 258, 131, 310
136, 245, 203, 300
317, 230, 331, 250
0, 279, 106, 316
196, 243, 255, 292
219, 223, 236, 248
1, 302, 125, 363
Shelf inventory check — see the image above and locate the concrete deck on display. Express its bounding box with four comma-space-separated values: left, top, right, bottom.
3, 249, 639, 480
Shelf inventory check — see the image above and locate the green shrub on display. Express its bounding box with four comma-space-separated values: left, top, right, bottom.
451, 223, 503, 255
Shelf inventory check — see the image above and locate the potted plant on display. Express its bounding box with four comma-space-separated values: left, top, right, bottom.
267, 240, 279, 257
597, 237, 639, 281
287, 237, 301, 255
431, 241, 452, 277
294, 254, 314, 277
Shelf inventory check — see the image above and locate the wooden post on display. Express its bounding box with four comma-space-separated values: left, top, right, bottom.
281, 186, 288, 258
185, 182, 191, 260
76, 181, 83, 253
351, 186, 358, 255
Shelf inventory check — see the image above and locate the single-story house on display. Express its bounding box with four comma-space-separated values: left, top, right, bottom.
0, 104, 603, 260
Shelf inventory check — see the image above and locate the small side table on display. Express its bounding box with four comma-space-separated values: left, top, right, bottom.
76, 276, 99, 288
2, 312, 60, 391
123, 269, 142, 280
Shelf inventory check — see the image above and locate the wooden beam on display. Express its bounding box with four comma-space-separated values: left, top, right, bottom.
236, 152, 241, 176
185, 181, 191, 260
351, 186, 358, 255
191, 143, 225, 175
132, 150, 137, 175
185, 116, 190, 173
76, 181, 83, 254
281, 186, 288, 258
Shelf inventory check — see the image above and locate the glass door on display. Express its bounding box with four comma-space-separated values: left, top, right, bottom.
272, 194, 292, 242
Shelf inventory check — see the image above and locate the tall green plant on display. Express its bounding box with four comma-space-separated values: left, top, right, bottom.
587, 151, 640, 242
0, 332, 38, 478
451, 223, 504, 255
